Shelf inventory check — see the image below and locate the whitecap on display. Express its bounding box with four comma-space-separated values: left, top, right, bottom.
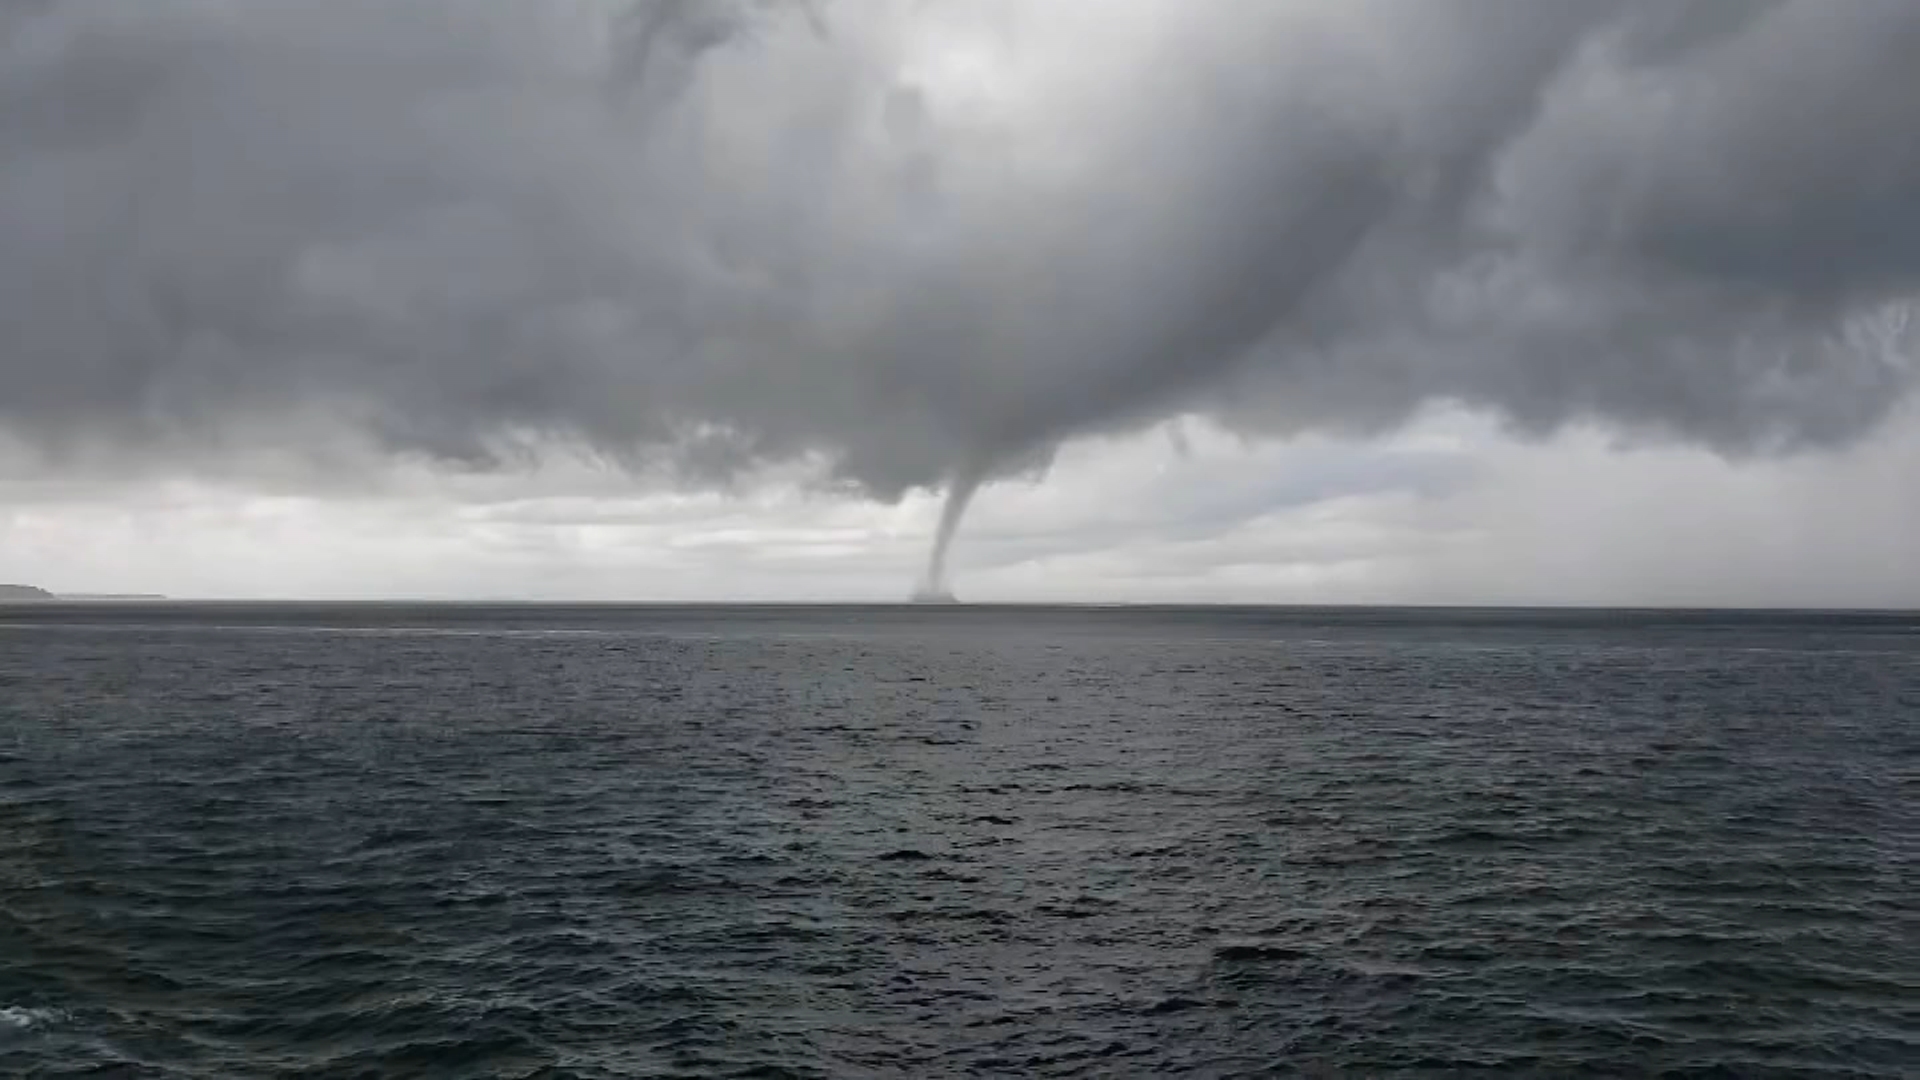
0, 1006, 64, 1034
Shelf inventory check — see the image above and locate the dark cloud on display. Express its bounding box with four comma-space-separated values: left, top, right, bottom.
0, 0, 1915, 581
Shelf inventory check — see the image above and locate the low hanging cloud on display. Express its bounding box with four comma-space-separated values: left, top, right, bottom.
2, 0, 1917, 587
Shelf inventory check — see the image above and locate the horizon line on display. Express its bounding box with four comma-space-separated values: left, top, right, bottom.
6, 597, 1919, 615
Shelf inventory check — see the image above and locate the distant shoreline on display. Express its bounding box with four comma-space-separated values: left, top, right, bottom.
0, 586, 167, 601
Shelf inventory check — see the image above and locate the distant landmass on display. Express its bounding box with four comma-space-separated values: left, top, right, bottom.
0, 586, 166, 601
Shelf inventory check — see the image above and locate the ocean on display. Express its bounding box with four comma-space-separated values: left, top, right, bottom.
0, 603, 1913, 1077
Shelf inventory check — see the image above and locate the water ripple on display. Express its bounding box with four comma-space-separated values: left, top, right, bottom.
0, 605, 1914, 1077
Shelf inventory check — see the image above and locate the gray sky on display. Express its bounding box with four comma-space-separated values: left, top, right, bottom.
1, 1, 1916, 603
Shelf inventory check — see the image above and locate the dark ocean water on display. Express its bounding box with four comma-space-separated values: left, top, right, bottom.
0, 603, 1914, 1078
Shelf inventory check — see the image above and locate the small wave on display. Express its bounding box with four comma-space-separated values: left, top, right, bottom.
1213, 942, 1311, 963
0, 1006, 65, 1033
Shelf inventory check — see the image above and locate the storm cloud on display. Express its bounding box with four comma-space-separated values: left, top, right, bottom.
1, 0, 1916, 585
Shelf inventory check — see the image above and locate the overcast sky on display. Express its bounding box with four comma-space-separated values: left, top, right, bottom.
2, 1, 1916, 604
6, 404, 1917, 605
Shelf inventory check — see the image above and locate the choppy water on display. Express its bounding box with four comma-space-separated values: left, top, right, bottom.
0, 604, 1914, 1078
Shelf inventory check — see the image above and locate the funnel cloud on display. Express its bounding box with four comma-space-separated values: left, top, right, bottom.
1, 1, 1917, 589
